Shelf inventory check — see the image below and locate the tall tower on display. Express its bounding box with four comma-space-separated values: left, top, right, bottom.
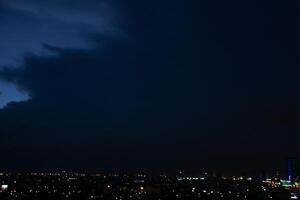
288, 159, 293, 182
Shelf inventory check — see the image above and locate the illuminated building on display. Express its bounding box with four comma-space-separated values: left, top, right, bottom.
288, 159, 294, 182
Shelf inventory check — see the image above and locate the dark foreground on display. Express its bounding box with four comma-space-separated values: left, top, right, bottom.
0, 172, 298, 200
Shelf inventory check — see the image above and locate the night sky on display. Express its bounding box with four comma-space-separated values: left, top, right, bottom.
0, 0, 299, 174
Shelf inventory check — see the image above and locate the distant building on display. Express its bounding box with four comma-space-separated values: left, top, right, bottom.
288, 159, 293, 182
1, 185, 8, 191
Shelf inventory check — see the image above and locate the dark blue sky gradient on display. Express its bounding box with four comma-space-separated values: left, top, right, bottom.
0, 0, 299, 173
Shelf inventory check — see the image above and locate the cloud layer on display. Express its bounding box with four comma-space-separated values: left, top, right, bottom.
0, 0, 117, 67
0, 0, 119, 107
0, 0, 299, 172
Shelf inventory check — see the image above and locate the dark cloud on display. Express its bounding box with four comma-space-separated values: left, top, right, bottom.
0, 0, 299, 172
0, 0, 119, 107
0, 0, 118, 68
